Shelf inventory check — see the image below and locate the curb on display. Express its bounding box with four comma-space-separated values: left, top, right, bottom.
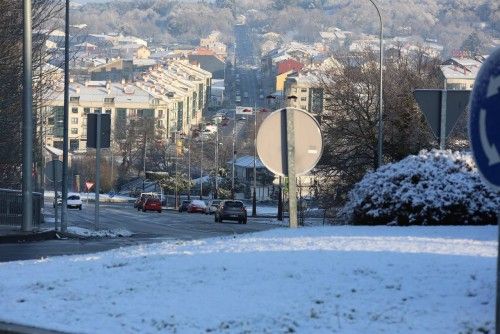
0, 230, 92, 244
0, 321, 68, 334
0, 230, 59, 244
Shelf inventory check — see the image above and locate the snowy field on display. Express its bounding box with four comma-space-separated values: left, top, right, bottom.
0, 226, 496, 333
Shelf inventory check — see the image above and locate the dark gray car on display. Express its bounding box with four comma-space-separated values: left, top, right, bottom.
215, 200, 247, 224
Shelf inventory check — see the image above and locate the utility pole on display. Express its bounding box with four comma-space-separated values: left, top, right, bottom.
252, 106, 257, 217
187, 134, 191, 200
174, 132, 179, 209
95, 110, 101, 230
61, 0, 70, 232
214, 121, 219, 199
200, 123, 204, 200
231, 110, 236, 199
22, 0, 33, 232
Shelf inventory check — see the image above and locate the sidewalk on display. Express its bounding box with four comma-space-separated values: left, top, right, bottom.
0, 225, 59, 243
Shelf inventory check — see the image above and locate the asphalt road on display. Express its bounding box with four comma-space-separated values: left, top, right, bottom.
0, 201, 282, 263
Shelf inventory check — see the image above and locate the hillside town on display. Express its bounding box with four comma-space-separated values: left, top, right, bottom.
0, 1, 499, 333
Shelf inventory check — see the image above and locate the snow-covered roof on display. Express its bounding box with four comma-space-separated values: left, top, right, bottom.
228, 155, 266, 168
440, 64, 480, 80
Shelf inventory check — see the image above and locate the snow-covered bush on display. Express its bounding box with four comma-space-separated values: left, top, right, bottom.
338, 150, 499, 225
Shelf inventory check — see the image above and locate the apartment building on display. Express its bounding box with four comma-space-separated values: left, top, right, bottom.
44, 80, 177, 152
44, 60, 212, 152
283, 72, 324, 114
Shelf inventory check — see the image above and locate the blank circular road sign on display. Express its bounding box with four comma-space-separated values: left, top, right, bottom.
257, 108, 323, 176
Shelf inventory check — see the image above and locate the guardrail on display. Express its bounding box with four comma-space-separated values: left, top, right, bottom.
0, 189, 43, 227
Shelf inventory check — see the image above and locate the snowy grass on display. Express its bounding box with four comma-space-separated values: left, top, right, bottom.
0, 226, 495, 333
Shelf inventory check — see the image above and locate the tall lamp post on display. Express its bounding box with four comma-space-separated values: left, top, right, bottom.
231, 110, 236, 199
174, 132, 179, 210
252, 107, 270, 217
367, 0, 384, 169
22, 0, 34, 232
61, 0, 70, 232
199, 124, 204, 200
265, 95, 283, 221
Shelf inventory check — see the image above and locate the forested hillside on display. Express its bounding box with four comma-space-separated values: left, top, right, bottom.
72, 0, 499, 56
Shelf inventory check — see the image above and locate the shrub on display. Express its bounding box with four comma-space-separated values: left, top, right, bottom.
338, 150, 499, 225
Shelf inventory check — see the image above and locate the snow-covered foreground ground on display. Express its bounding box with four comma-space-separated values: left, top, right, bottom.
0, 226, 496, 333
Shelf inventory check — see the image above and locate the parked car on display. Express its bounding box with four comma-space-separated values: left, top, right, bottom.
205, 200, 221, 214
54, 193, 82, 210
178, 200, 191, 212
135, 193, 155, 211
187, 200, 207, 213
142, 198, 162, 213
215, 200, 247, 224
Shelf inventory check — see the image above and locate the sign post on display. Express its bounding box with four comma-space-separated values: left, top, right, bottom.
45, 159, 63, 231
257, 108, 323, 228
87, 112, 110, 230
468, 47, 500, 333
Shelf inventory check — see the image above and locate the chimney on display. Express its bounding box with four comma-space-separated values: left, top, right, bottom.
75, 86, 80, 94
121, 78, 125, 85
69, 77, 74, 83
84, 80, 89, 87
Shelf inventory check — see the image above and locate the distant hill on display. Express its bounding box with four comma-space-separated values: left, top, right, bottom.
71, 0, 499, 56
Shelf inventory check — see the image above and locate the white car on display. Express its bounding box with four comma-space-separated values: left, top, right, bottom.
67, 194, 83, 210
204, 200, 222, 214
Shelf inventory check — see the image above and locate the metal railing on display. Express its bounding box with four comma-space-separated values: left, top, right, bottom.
0, 188, 43, 227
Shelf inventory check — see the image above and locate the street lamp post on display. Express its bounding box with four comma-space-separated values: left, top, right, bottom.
174, 132, 179, 210
214, 122, 219, 199
266, 95, 283, 221
231, 110, 236, 199
366, 0, 384, 169
22, 0, 34, 232
252, 107, 257, 217
60, 0, 70, 232
200, 125, 204, 200
251, 107, 270, 217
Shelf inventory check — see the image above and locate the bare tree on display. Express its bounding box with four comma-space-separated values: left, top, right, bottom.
316, 49, 440, 203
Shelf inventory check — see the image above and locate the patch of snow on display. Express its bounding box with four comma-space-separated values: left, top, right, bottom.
0, 226, 495, 333
66, 226, 133, 238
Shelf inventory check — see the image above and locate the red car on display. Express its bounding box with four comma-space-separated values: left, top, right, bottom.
142, 198, 162, 213
187, 200, 207, 213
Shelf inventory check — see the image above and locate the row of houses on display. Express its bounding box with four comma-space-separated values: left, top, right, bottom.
44, 60, 212, 152
261, 30, 488, 117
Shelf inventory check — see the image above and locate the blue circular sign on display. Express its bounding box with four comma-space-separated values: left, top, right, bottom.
469, 47, 500, 190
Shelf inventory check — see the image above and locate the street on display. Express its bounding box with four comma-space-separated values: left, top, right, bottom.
0, 200, 282, 262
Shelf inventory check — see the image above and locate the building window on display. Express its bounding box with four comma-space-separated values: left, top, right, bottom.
71, 128, 78, 135
71, 107, 78, 113
105, 109, 112, 114
70, 96, 80, 103
301, 97, 307, 101
104, 97, 115, 104
83, 107, 90, 114
301, 88, 307, 93
158, 110, 163, 118
71, 117, 78, 124
70, 139, 79, 151
94, 108, 102, 114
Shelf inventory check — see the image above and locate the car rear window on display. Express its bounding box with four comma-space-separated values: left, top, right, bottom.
68, 195, 80, 200
224, 201, 243, 208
